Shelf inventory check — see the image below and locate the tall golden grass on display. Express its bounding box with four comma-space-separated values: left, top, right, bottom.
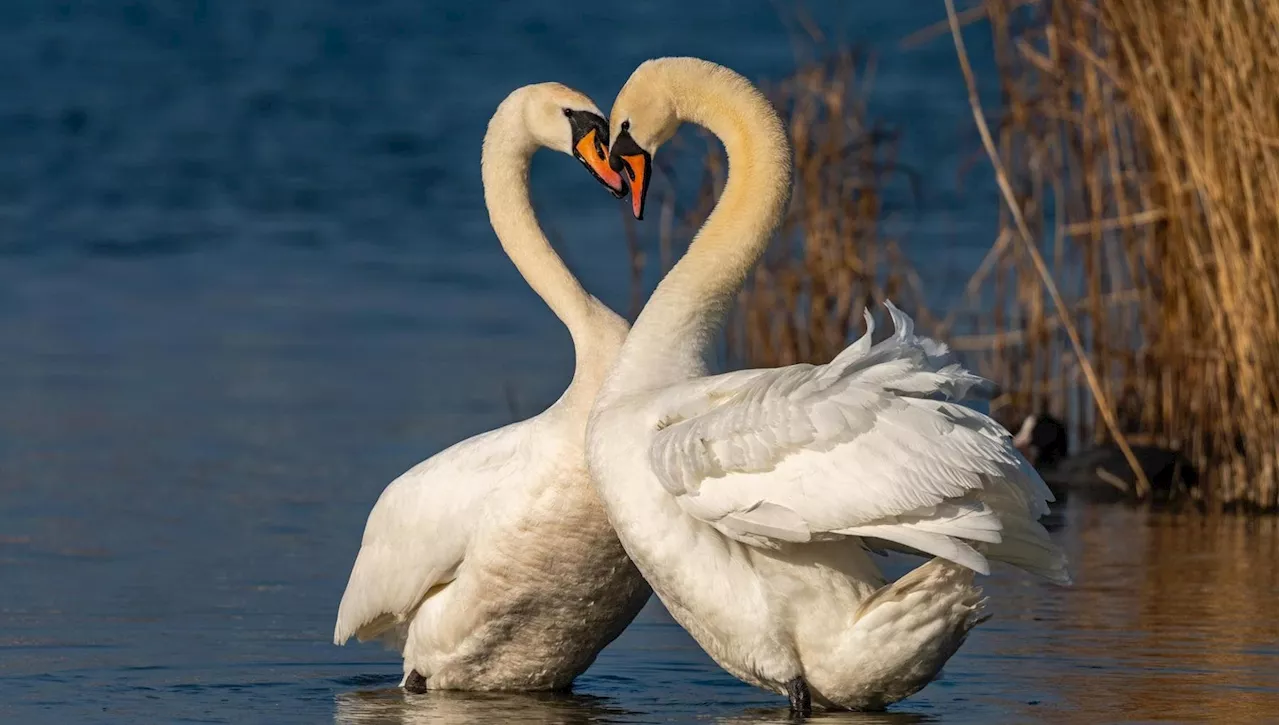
946, 0, 1278, 508
624, 1, 1278, 509
727, 51, 929, 368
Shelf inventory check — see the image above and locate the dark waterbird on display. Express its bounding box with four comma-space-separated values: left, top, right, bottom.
1010, 414, 1199, 502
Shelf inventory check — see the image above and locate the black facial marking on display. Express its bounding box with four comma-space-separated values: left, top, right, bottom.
566, 109, 625, 198
607, 128, 646, 174
566, 109, 609, 149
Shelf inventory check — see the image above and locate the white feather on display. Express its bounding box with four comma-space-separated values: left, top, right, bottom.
638, 304, 1065, 583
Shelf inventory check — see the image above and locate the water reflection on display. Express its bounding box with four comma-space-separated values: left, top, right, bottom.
1044, 506, 1279, 723
717, 710, 935, 724
334, 688, 634, 725
332, 689, 940, 725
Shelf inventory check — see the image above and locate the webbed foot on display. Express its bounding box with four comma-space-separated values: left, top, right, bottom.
404, 669, 427, 693
785, 676, 812, 718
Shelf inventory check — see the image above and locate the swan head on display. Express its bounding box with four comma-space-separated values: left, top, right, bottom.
522, 83, 625, 197
607, 61, 680, 219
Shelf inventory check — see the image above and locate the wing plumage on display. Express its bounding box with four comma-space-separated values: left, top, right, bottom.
647, 302, 1068, 583
333, 423, 531, 645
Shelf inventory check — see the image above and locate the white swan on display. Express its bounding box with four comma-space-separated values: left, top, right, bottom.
588, 58, 1069, 713
334, 83, 651, 692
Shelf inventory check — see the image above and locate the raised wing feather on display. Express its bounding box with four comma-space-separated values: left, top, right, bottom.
333, 421, 532, 645
649, 302, 1067, 583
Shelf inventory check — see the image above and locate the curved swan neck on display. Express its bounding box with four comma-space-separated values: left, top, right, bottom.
609, 60, 792, 395
482, 90, 619, 384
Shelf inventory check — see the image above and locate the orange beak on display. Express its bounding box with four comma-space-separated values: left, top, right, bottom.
573, 128, 626, 198
608, 127, 651, 220
618, 153, 649, 220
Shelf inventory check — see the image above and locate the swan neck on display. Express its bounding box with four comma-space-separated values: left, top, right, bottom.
610, 62, 791, 396
482, 96, 614, 384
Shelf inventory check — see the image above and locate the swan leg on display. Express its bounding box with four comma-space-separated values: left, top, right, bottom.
404, 670, 427, 693
785, 676, 811, 717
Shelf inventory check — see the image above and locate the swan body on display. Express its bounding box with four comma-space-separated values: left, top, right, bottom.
588, 58, 1067, 711
334, 83, 650, 691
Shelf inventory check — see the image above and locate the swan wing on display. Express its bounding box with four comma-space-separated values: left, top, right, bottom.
333, 420, 534, 645
649, 302, 1066, 582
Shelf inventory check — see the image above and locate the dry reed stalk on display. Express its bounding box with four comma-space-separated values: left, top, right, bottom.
945, 0, 1153, 496
727, 52, 923, 367
951, 0, 1278, 508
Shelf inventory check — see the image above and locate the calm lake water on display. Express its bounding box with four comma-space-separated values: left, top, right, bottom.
0, 1, 1275, 723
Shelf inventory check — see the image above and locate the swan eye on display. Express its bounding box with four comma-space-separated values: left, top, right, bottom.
621, 120, 631, 132
562, 108, 573, 118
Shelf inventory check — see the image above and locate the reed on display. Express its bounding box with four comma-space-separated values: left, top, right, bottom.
728, 51, 927, 367
947, 0, 1278, 509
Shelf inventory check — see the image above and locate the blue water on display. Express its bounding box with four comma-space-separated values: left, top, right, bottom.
0, 2, 1275, 723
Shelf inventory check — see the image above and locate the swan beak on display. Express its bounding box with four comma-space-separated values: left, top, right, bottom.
568, 113, 626, 198
609, 129, 651, 220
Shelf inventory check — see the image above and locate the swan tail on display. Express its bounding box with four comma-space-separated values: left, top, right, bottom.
825, 558, 987, 709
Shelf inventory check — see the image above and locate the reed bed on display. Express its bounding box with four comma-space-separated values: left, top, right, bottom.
624, 1, 1278, 509
729, 52, 927, 368
945, 0, 1278, 509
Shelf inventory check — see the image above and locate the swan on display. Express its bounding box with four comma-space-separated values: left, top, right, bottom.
588, 58, 1069, 714
333, 83, 651, 692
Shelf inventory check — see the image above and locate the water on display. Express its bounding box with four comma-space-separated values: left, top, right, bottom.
0, 1, 1274, 722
